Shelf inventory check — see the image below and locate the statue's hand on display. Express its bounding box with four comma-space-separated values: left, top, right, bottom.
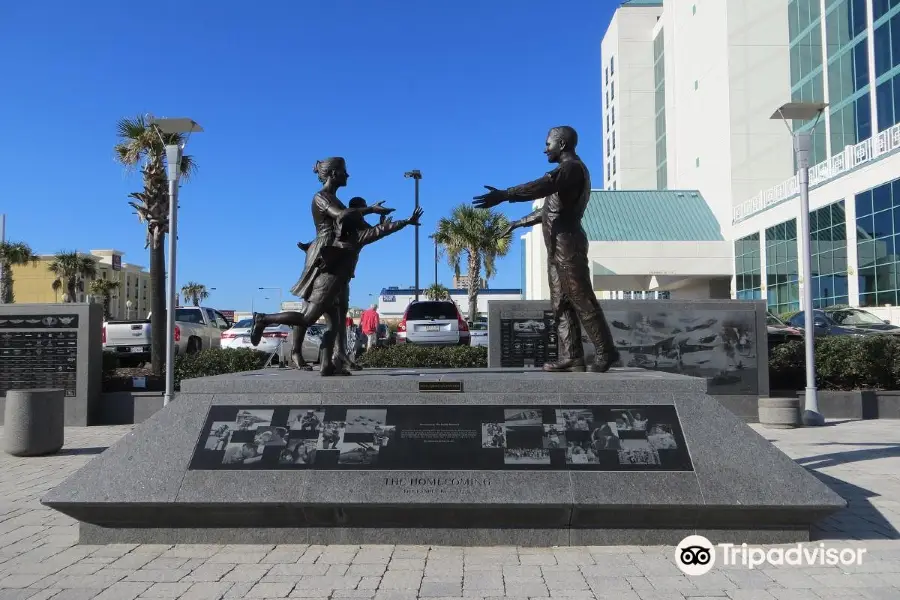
408, 206, 424, 226
371, 200, 396, 216
473, 185, 507, 209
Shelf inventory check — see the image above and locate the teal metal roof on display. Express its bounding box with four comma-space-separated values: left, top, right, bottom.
582, 190, 724, 242
622, 0, 663, 6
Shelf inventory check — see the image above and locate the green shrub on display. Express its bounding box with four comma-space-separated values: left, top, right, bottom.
174, 348, 269, 390
769, 335, 900, 391
359, 344, 487, 369
102, 351, 119, 373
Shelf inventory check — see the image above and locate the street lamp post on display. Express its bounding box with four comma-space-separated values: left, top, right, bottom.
770, 102, 828, 427
0, 213, 6, 304
258, 287, 283, 311
151, 117, 203, 407
404, 170, 422, 301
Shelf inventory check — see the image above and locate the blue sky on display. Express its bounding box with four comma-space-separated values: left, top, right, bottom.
0, 0, 617, 313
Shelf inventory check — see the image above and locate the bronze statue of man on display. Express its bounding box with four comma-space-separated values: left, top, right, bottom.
473, 126, 619, 373
250, 157, 397, 376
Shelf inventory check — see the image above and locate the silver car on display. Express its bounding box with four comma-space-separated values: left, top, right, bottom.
397, 301, 470, 346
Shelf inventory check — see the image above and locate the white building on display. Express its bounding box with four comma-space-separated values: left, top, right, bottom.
376, 287, 522, 320
602, 0, 900, 320
520, 190, 732, 301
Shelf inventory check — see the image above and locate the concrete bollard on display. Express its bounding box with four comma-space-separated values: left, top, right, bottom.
3, 389, 65, 456
758, 396, 801, 429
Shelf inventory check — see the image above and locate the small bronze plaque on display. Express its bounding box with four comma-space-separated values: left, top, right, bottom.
418, 381, 463, 393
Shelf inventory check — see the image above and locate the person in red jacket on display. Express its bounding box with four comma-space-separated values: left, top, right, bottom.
359, 304, 380, 350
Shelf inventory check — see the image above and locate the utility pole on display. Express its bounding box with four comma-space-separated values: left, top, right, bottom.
404, 170, 422, 301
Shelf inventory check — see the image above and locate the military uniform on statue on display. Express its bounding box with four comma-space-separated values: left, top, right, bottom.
249, 157, 417, 376
297, 199, 422, 372
473, 126, 619, 373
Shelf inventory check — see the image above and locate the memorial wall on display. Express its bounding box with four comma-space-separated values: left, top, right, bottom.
0, 303, 102, 426
488, 299, 769, 397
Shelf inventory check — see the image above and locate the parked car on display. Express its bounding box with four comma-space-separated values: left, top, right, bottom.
396, 300, 470, 346
103, 306, 232, 366
220, 319, 324, 365
786, 307, 900, 337
766, 313, 804, 350
469, 320, 489, 347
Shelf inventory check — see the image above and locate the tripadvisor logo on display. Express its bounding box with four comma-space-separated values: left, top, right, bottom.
675, 535, 867, 575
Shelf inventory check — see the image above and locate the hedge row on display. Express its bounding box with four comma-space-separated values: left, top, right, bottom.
166, 336, 900, 391
769, 335, 900, 391
358, 345, 487, 369
174, 348, 269, 390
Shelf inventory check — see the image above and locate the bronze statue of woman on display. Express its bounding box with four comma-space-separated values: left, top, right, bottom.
249, 157, 393, 375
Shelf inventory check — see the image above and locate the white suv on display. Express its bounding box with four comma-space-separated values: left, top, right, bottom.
396, 301, 470, 346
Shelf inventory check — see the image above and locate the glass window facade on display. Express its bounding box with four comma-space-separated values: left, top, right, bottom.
824, 0, 871, 155
856, 177, 900, 306
734, 233, 762, 300
874, 10, 900, 131
810, 201, 850, 307
653, 30, 667, 189
790, 0, 828, 165
766, 220, 800, 314
873, 0, 900, 22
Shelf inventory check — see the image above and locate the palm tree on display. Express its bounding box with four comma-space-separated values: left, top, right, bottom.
89, 279, 120, 319
181, 281, 209, 306
0, 241, 37, 304
433, 204, 511, 322
424, 283, 450, 301
115, 114, 197, 375
48, 252, 98, 303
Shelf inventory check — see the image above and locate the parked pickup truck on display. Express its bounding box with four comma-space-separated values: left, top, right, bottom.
103, 306, 233, 366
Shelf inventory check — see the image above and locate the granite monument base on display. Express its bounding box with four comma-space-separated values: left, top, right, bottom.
42, 368, 845, 546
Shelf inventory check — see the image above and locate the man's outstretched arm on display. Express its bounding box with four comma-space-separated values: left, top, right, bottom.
511, 209, 543, 228
503, 171, 562, 203
355, 218, 411, 247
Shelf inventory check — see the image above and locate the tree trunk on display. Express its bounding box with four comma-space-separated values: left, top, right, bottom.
149, 241, 166, 376
66, 281, 76, 303
0, 261, 6, 304
0, 265, 12, 304
467, 252, 480, 323
192, 296, 199, 307
103, 295, 111, 320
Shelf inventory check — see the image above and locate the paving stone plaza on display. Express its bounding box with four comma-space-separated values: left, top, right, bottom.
0, 421, 898, 600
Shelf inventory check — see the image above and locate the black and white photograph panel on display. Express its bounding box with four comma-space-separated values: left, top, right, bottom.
337, 441, 380, 466
345, 409, 387, 434
556, 409, 594, 432
590, 422, 622, 450
373, 425, 396, 448
319, 421, 345, 450
481, 423, 506, 448
234, 409, 273, 430
566, 441, 600, 464
278, 439, 318, 465
612, 409, 649, 432
647, 423, 678, 450
504, 408, 543, 428
618, 439, 661, 466
288, 409, 325, 433
253, 426, 288, 447
203, 422, 233, 451
221, 442, 264, 465
542, 425, 566, 450
503, 448, 551, 465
